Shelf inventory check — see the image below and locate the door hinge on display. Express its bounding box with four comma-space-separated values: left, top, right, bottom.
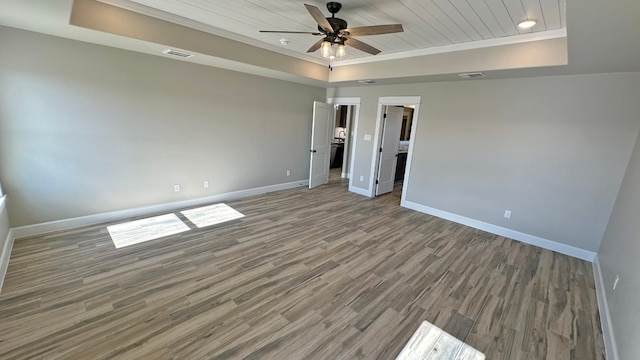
379, 147, 383, 153
375, 179, 379, 185
383, 113, 387, 119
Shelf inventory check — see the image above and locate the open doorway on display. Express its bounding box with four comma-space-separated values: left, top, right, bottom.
327, 97, 361, 190
374, 105, 415, 196
394, 106, 415, 190
370, 96, 421, 203
329, 104, 356, 184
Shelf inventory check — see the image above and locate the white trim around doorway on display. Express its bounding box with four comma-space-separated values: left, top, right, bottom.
369, 96, 421, 203
327, 97, 361, 196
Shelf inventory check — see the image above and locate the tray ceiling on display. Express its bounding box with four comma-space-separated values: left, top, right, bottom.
100, 0, 566, 64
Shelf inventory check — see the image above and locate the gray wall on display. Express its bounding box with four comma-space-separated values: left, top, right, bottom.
598, 130, 640, 359
330, 72, 640, 252
0, 27, 326, 227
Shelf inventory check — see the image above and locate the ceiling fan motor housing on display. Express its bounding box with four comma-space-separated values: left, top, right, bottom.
318, 1, 347, 42
318, 18, 348, 34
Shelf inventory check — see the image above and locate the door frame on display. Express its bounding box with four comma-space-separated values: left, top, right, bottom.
369, 96, 421, 202
327, 97, 361, 194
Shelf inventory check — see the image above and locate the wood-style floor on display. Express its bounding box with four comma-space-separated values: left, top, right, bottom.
0, 171, 605, 359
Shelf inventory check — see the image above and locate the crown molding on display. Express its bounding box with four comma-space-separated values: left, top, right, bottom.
332, 29, 567, 67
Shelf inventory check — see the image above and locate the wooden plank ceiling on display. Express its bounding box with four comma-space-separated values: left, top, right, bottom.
101, 0, 566, 62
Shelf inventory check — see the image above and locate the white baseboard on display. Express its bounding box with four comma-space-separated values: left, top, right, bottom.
11, 180, 309, 240
592, 255, 619, 360
401, 200, 597, 262
348, 185, 372, 197
0, 229, 15, 293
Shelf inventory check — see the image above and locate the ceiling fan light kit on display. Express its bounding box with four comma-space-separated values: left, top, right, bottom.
336, 43, 346, 58
321, 40, 332, 58
260, 2, 404, 61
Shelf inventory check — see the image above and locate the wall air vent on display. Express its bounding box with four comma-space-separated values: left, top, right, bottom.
162, 49, 194, 58
458, 72, 486, 79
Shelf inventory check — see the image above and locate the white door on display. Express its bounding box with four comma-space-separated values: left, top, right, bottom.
309, 101, 332, 189
375, 106, 404, 195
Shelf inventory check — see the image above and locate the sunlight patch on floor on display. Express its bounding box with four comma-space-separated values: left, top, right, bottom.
107, 213, 190, 248
396, 321, 485, 360
181, 203, 245, 228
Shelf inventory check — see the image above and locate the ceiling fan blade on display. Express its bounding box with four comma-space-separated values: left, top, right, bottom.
304, 4, 333, 33
307, 38, 325, 53
344, 24, 404, 36
260, 30, 323, 35
345, 37, 381, 55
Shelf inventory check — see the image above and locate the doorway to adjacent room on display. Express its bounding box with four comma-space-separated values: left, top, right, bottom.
329, 104, 356, 185
370, 96, 421, 203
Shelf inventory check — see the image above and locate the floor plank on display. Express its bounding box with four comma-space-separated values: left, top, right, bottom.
0, 170, 605, 359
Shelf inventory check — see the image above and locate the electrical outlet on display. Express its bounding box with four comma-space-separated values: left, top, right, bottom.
613, 275, 620, 290
359, 175, 364, 182
174, 184, 181, 192
204, 180, 209, 189
504, 210, 511, 219
286, 170, 291, 177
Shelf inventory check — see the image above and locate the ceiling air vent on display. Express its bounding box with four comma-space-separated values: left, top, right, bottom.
458, 72, 486, 79
162, 49, 194, 59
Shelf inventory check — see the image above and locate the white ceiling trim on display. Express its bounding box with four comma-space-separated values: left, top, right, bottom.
334, 29, 567, 67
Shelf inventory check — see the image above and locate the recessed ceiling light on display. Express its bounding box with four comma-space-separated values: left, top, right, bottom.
279, 38, 289, 46
358, 79, 376, 84
518, 19, 537, 29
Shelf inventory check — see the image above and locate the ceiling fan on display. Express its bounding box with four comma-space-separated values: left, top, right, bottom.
260, 2, 404, 58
